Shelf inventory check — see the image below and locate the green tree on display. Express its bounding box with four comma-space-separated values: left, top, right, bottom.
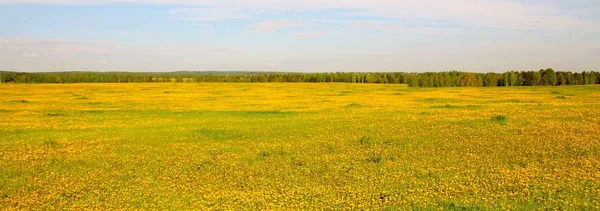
541, 68, 557, 86
532, 71, 542, 86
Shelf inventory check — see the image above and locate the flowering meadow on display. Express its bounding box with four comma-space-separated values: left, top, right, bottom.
1, 83, 599, 209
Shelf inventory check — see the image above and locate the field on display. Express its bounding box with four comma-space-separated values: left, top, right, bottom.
1, 83, 599, 209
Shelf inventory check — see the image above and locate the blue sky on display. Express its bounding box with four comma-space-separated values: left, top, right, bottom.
0, 0, 598, 72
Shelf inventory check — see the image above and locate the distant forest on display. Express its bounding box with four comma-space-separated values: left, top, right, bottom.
1, 69, 599, 87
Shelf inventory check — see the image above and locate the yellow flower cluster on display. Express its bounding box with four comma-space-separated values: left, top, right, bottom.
0, 83, 599, 209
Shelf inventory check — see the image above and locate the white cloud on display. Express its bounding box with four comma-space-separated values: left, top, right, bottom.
248, 20, 302, 33
23, 52, 40, 57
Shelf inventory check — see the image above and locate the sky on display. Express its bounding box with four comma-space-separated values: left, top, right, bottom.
0, 0, 599, 72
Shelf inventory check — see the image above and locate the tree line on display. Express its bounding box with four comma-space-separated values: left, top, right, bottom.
1, 69, 599, 87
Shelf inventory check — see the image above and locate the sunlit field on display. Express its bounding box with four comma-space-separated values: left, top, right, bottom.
1, 83, 599, 209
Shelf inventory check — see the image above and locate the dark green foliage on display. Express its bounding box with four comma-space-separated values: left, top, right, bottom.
0, 69, 598, 87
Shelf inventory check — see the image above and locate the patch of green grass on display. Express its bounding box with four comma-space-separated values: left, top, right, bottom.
466, 105, 485, 109
491, 115, 509, 125
81, 110, 106, 114
556, 96, 567, 99
345, 103, 362, 109
69, 92, 82, 97
10, 100, 29, 103
193, 129, 241, 141
493, 99, 538, 103
431, 104, 459, 109
431, 104, 484, 110
42, 140, 59, 147
259, 151, 272, 157
420, 98, 464, 103
235, 110, 298, 117
357, 136, 406, 147
435, 201, 484, 210
194, 160, 216, 171
202, 98, 218, 101
46, 113, 63, 117
366, 153, 383, 164
358, 136, 373, 146
327, 145, 337, 153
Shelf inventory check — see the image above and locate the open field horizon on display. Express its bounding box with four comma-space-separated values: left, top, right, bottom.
1, 83, 600, 209
3, 0, 600, 208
